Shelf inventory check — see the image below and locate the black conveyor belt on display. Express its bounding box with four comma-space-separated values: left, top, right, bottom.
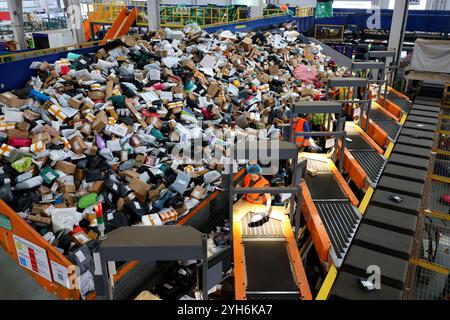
351, 150, 386, 185
244, 241, 298, 294
330, 83, 442, 300
305, 174, 346, 200
387, 92, 411, 113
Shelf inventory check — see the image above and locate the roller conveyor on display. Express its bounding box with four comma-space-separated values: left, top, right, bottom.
301, 154, 361, 267
368, 107, 402, 141
343, 122, 387, 188
233, 200, 312, 300
386, 91, 412, 113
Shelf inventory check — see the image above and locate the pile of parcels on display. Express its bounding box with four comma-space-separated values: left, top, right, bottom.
0, 26, 347, 298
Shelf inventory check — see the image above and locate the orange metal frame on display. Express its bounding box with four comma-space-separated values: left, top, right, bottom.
329, 162, 359, 207
102, 8, 138, 45
360, 116, 388, 148
337, 141, 368, 190
0, 200, 80, 300
300, 181, 332, 264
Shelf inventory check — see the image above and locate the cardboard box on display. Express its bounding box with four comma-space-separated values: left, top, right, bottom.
190, 185, 206, 200
92, 110, 107, 132
7, 129, 29, 139
68, 98, 83, 109
26, 214, 51, 225
0, 92, 32, 108
129, 178, 151, 197
55, 160, 76, 174
269, 65, 279, 75
207, 83, 221, 98
32, 131, 50, 144
182, 59, 195, 71
148, 184, 166, 202
90, 181, 105, 194
71, 231, 92, 246
241, 37, 253, 51
70, 135, 87, 155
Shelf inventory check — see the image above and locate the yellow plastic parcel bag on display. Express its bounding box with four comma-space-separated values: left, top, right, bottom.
11, 156, 33, 173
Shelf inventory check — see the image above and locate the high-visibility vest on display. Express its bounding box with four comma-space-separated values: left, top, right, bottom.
294, 118, 310, 147
243, 174, 270, 204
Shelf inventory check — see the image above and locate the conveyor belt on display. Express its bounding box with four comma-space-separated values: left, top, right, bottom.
330, 83, 442, 300
244, 241, 299, 299
242, 213, 284, 239
315, 200, 361, 266
369, 108, 402, 141
387, 92, 411, 113
350, 150, 386, 186
303, 157, 361, 267
304, 174, 347, 200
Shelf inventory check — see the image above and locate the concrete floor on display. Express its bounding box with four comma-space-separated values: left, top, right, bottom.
0, 248, 57, 300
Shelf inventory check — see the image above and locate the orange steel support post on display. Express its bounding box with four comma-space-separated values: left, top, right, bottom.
233, 221, 246, 300
300, 181, 332, 264
357, 127, 385, 154
0, 200, 80, 300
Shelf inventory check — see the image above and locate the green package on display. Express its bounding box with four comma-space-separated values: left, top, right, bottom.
108, 95, 126, 108
151, 128, 165, 140
40, 167, 60, 184
11, 157, 32, 173
78, 193, 98, 209
315, 1, 333, 19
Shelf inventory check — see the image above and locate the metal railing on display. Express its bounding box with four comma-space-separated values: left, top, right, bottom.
0, 39, 103, 64
86, 1, 127, 24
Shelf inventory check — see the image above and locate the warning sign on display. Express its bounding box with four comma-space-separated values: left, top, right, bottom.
13, 234, 52, 282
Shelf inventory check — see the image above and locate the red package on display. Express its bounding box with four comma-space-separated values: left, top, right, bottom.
201, 107, 211, 120
69, 225, 84, 235
441, 194, 450, 205
60, 65, 70, 75
8, 137, 32, 147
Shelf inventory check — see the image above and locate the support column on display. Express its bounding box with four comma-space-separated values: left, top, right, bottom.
65, 0, 85, 44
147, 0, 161, 31
7, 0, 26, 50
387, 0, 408, 82
250, 0, 265, 18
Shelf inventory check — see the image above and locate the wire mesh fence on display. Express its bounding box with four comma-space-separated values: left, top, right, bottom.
405, 96, 450, 300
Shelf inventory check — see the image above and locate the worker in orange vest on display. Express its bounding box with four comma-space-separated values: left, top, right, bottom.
239, 164, 272, 212
294, 113, 312, 149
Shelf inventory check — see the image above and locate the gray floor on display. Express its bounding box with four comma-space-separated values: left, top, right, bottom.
0, 248, 57, 300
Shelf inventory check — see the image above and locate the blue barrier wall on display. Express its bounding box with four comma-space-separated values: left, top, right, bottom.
0, 47, 98, 93
316, 9, 450, 33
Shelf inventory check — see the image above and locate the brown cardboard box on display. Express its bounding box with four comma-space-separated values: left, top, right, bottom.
55, 161, 76, 174
207, 83, 221, 98
129, 178, 151, 197
148, 184, 166, 202
59, 181, 76, 193
88, 91, 105, 101
105, 80, 114, 100
0, 92, 32, 108
116, 198, 125, 211
68, 98, 83, 109
92, 110, 107, 132
182, 59, 195, 71
71, 231, 92, 246
26, 214, 51, 225
36, 186, 51, 197
257, 72, 270, 84
87, 230, 99, 240
120, 169, 140, 182
190, 185, 206, 200
70, 136, 87, 155
269, 65, 279, 75
64, 193, 76, 207
16, 122, 30, 131
31, 203, 51, 216
90, 181, 104, 194
7, 129, 29, 139
241, 37, 253, 51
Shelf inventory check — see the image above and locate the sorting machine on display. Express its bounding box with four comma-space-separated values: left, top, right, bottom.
229, 140, 312, 300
